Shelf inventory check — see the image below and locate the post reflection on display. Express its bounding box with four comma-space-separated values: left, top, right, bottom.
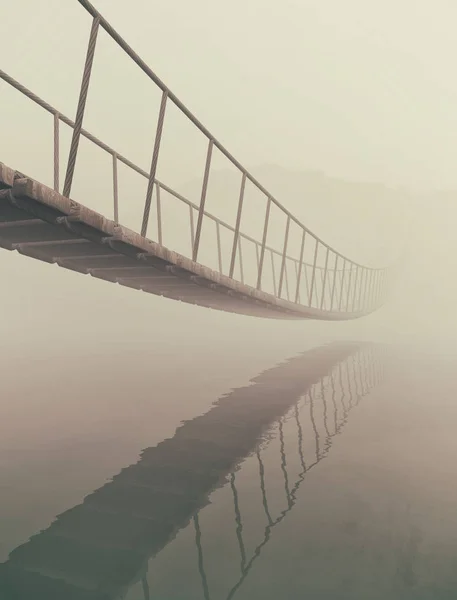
0, 343, 384, 600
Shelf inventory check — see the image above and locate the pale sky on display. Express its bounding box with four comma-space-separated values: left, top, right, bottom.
3, 0, 457, 189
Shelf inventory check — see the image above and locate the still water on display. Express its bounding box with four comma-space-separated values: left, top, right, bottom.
1, 341, 457, 599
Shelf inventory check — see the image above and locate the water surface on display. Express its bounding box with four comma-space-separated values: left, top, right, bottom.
1, 342, 457, 599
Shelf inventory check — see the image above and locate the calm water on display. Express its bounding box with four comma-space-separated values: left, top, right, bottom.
1, 341, 457, 599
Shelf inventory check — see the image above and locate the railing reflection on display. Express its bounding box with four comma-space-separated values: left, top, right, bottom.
0, 343, 384, 600
191, 346, 384, 600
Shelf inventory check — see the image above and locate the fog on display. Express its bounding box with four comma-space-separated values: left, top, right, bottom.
2, 0, 457, 367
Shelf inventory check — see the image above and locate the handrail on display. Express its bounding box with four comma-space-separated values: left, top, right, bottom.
74, 0, 380, 271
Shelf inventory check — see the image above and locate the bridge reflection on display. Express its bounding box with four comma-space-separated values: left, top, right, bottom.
0, 343, 384, 600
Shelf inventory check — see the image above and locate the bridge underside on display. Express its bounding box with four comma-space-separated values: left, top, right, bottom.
0, 162, 368, 321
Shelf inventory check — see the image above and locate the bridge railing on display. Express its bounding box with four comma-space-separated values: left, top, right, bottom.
0, 0, 388, 315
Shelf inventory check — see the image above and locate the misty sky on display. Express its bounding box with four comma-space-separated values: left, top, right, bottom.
2, 0, 457, 357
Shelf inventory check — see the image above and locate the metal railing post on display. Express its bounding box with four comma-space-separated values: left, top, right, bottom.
142, 89, 168, 236
189, 205, 195, 251
284, 261, 290, 301
270, 250, 277, 296
112, 152, 119, 224
156, 182, 163, 245
238, 236, 244, 283
229, 173, 247, 278
278, 215, 291, 298
320, 248, 330, 310
351, 265, 359, 312
63, 15, 100, 198
338, 258, 346, 311
345, 264, 353, 312
295, 229, 306, 303
330, 255, 339, 311
216, 221, 223, 273
192, 139, 213, 262
53, 113, 60, 192
357, 267, 365, 311
368, 269, 375, 310
308, 238, 318, 307
256, 197, 271, 290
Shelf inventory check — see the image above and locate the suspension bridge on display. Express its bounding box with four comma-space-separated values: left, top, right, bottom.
0, 342, 384, 599
0, 0, 388, 320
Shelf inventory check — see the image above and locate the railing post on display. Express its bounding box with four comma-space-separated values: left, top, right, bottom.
238, 236, 244, 284
368, 269, 375, 310
308, 238, 318, 307
229, 173, 247, 278
375, 270, 380, 308
270, 250, 277, 296
63, 15, 100, 198
345, 264, 353, 312
53, 112, 60, 192
192, 139, 213, 262
295, 229, 306, 303
351, 265, 359, 312
380, 270, 386, 306
278, 215, 291, 298
320, 248, 330, 310
329, 254, 339, 311
363, 268, 370, 311
256, 197, 271, 290
357, 267, 365, 311
338, 258, 346, 311
216, 221, 223, 273
364, 269, 370, 311
189, 205, 195, 251
284, 261, 290, 301
142, 89, 168, 237
379, 270, 385, 306
112, 152, 119, 224
294, 261, 301, 303
156, 182, 163, 245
